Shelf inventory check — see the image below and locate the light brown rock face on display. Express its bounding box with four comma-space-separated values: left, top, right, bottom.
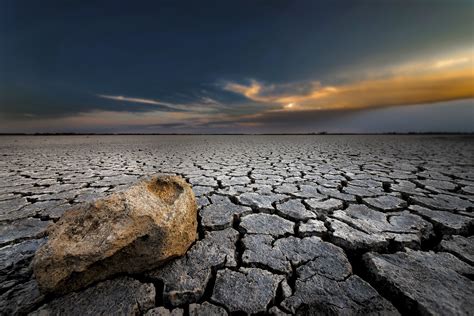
33, 175, 197, 294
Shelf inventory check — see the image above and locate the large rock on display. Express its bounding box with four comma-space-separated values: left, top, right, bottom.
33, 175, 197, 294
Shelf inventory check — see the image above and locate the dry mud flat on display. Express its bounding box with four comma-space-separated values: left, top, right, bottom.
0, 135, 473, 315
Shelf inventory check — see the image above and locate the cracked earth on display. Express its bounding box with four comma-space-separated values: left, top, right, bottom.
1, 135, 473, 315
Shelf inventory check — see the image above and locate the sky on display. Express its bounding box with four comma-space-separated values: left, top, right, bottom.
0, 0, 473, 133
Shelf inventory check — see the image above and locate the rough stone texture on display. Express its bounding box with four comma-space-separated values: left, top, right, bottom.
410, 193, 472, 212
0, 279, 44, 315
281, 244, 398, 315
409, 205, 473, 235
1, 135, 474, 315
269, 306, 291, 316
200, 195, 251, 229
305, 198, 343, 216
33, 175, 197, 294
240, 213, 294, 237
242, 234, 291, 273
0, 238, 45, 292
242, 235, 341, 274
276, 199, 316, 221
328, 205, 433, 251
0, 218, 49, 246
363, 195, 407, 212
283, 275, 399, 315
363, 250, 474, 315
211, 268, 284, 314
237, 192, 286, 210
189, 302, 228, 316
30, 277, 155, 316
298, 219, 327, 237
439, 235, 474, 265
148, 228, 239, 306
145, 307, 184, 316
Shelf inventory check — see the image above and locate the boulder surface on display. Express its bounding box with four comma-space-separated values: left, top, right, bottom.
33, 175, 197, 294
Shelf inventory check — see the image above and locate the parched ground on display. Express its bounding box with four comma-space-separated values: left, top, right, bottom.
1, 135, 473, 315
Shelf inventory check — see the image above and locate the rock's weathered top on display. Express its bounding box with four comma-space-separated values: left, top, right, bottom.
33, 175, 197, 294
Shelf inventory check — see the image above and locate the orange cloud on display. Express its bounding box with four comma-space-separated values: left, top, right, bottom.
224, 52, 474, 111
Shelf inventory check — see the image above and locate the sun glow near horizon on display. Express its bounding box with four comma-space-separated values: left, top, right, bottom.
223, 50, 474, 113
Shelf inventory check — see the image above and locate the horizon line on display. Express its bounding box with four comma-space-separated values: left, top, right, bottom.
1, 132, 473, 136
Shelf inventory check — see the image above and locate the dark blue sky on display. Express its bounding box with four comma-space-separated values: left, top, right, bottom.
1, 0, 473, 133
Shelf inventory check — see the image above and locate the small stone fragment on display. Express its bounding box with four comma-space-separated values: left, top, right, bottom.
275, 183, 299, 195
298, 219, 327, 237
363, 195, 407, 211
211, 268, 283, 314
0, 279, 44, 315
282, 249, 398, 315
189, 302, 228, 316
240, 213, 294, 237
149, 228, 239, 306
409, 205, 473, 234
0, 238, 45, 292
200, 195, 251, 229
328, 218, 388, 252
280, 279, 292, 299
145, 307, 184, 316
237, 192, 286, 210
243, 235, 347, 275
328, 205, 433, 251
318, 187, 356, 202
306, 198, 343, 215
242, 234, 290, 273
363, 250, 474, 315
417, 179, 457, 191
411, 194, 471, 211
293, 185, 326, 199
439, 235, 474, 265
269, 306, 291, 315
30, 277, 155, 316
343, 185, 382, 197
0, 197, 31, 221
276, 199, 316, 221
0, 218, 49, 246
